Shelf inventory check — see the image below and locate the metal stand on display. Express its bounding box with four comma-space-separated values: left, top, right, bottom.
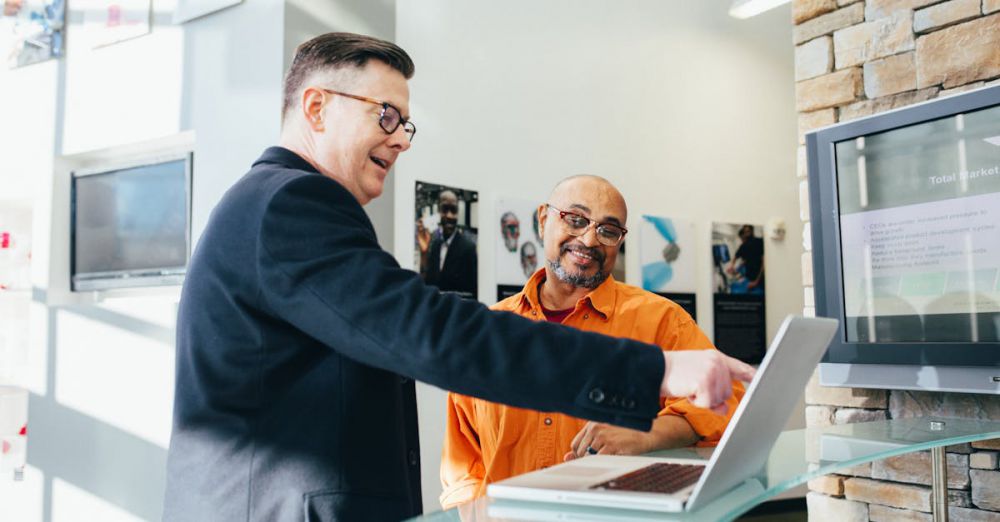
930, 421, 948, 522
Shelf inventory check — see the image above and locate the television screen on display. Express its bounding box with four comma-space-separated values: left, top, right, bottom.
835, 104, 1000, 344
71, 154, 191, 291
807, 84, 1000, 392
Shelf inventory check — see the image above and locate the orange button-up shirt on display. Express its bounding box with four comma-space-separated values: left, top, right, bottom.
439, 270, 745, 509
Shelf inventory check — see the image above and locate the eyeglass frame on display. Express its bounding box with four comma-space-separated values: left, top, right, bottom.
318, 88, 416, 142
544, 204, 628, 246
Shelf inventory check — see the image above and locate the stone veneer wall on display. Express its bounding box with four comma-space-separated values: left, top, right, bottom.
793, 0, 1000, 520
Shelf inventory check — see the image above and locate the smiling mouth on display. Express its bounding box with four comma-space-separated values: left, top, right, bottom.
370, 156, 389, 169
564, 248, 602, 267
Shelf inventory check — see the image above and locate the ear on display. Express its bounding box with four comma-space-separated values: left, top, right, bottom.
301, 87, 327, 132
536, 204, 548, 236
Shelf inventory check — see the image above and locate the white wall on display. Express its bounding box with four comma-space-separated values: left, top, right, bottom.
395, 0, 800, 511
0, 0, 285, 520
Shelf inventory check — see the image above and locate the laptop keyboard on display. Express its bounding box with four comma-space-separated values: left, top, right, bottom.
590, 463, 705, 494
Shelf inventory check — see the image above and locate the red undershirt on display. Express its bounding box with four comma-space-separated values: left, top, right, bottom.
540, 305, 573, 324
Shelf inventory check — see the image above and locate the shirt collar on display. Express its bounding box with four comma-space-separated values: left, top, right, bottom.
519, 268, 618, 320
442, 229, 458, 246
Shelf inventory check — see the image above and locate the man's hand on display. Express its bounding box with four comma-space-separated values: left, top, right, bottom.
661, 350, 755, 415
416, 219, 431, 255
563, 422, 654, 461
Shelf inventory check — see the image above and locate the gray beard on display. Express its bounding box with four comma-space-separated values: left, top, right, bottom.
548, 258, 608, 290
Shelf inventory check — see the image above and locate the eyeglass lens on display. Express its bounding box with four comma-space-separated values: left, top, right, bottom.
379, 105, 416, 141
559, 213, 623, 246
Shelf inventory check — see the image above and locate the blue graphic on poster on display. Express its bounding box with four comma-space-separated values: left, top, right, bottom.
639, 215, 696, 293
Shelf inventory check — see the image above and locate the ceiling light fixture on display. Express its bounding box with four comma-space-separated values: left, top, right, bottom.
729, 0, 791, 19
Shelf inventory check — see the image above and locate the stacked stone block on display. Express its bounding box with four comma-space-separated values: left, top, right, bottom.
793, 1, 1000, 519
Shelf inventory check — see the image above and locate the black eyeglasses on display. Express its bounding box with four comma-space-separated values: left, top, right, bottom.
320, 88, 416, 142
545, 204, 627, 246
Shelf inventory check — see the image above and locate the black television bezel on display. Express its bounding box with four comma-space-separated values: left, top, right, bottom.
807, 84, 1000, 367
69, 151, 193, 292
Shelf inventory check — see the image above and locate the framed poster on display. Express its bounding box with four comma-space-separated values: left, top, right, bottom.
86, 0, 151, 48
712, 222, 766, 363
2, 0, 65, 68
639, 215, 697, 320
495, 198, 542, 302
415, 181, 479, 300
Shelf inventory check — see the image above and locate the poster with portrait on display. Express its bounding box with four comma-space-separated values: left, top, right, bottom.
86, 0, 151, 48
495, 198, 543, 302
711, 222, 766, 364
2, 0, 65, 69
639, 215, 697, 320
415, 181, 479, 300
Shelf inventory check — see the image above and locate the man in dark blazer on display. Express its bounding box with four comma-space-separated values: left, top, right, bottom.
418, 190, 478, 299
163, 32, 754, 522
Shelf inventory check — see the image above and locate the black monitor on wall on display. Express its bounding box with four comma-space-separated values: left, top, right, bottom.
70, 152, 192, 291
807, 84, 1000, 394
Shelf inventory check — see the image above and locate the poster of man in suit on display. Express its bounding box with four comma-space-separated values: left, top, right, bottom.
415, 181, 478, 299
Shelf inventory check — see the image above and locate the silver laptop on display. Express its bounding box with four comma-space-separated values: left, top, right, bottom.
486, 315, 839, 513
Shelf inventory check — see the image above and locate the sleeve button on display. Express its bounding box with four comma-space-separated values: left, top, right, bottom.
588, 388, 605, 403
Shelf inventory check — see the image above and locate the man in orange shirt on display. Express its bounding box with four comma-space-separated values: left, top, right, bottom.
439, 175, 746, 508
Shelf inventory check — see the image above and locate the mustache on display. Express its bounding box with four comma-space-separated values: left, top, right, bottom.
560, 242, 605, 264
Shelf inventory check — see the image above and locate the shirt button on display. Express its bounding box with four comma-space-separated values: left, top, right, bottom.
544, 417, 552, 425
583, 314, 589, 319
588, 388, 605, 404
408, 449, 418, 466
531, 310, 537, 316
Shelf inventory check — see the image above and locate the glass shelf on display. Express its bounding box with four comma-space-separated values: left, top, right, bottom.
408, 416, 1000, 522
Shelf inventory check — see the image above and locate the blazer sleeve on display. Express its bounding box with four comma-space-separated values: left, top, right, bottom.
256, 175, 665, 430
655, 317, 745, 446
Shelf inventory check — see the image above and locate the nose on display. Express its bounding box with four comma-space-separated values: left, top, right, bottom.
387, 126, 411, 151
577, 225, 602, 248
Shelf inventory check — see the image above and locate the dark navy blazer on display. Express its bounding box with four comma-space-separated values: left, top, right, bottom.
163, 147, 665, 522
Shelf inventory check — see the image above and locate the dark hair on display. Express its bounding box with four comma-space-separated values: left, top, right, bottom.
282, 32, 415, 120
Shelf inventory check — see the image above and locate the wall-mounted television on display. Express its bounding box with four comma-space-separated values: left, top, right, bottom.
70, 152, 192, 291
807, 84, 1000, 394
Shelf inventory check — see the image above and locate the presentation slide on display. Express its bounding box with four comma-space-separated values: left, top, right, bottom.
841, 187, 1000, 318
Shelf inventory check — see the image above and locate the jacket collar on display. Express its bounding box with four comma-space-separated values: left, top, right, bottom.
253, 146, 321, 174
